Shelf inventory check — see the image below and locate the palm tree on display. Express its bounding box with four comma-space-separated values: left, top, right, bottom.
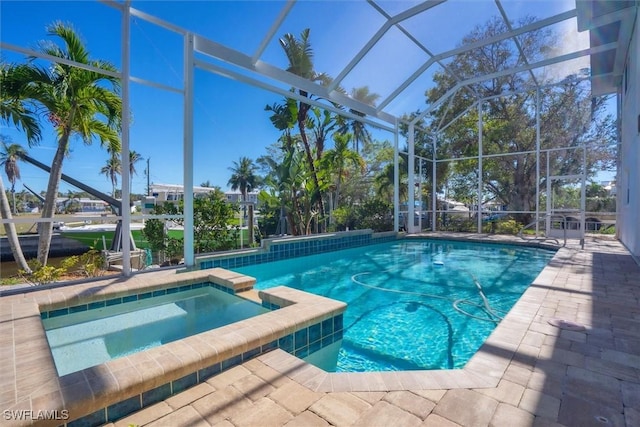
279, 29, 326, 223
375, 154, 408, 203
16, 22, 122, 265
321, 133, 365, 220
0, 61, 42, 274
339, 86, 380, 153
128, 150, 143, 193
0, 177, 32, 273
0, 139, 28, 214
227, 157, 259, 204
101, 154, 121, 198
0, 138, 32, 273
0, 62, 42, 144
63, 189, 81, 213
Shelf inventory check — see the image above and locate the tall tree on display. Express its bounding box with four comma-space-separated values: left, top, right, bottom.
257, 140, 315, 236
0, 140, 28, 214
227, 156, 259, 203
128, 150, 143, 194
0, 138, 32, 273
321, 133, 364, 218
101, 154, 121, 197
0, 61, 43, 273
423, 16, 615, 223
338, 86, 380, 153
15, 22, 122, 265
278, 29, 327, 224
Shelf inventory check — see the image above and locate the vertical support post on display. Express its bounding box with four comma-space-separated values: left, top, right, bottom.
546, 154, 551, 234
477, 101, 483, 233
183, 33, 195, 267
408, 123, 416, 233
615, 87, 621, 239
248, 204, 254, 245
239, 207, 243, 249
580, 145, 587, 249
535, 89, 541, 234
418, 158, 423, 230
146, 157, 151, 196
432, 136, 437, 232
393, 119, 399, 232
121, 1, 132, 276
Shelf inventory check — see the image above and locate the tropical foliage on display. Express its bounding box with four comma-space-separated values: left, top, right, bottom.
4, 21, 123, 265
228, 156, 259, 202
143, 189, 240, 263
0, 60, 41, 273
101, 154, 121, 197
255, 29, 390, 236
0, 139, 28, 212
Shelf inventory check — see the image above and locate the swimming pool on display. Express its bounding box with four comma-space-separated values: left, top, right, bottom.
42, 286, 268, 375
235, 239, 555, 372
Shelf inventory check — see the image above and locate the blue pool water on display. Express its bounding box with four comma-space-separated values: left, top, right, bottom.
235, 239, 555, 372
43, 287, 268, 375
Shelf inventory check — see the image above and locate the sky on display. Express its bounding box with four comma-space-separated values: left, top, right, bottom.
1, 0, 610, 197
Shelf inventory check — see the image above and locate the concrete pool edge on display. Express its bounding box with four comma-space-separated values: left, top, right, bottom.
0, 268, 346, 426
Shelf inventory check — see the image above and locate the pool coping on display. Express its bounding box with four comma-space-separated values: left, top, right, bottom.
0, 268, 346, 426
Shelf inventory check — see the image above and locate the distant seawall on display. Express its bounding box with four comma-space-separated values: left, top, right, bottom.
0, 234, 89, 262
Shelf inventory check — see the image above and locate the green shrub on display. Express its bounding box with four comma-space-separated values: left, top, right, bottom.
76, 250, 105, 277
494, 219, 523, 235
598, 225, 615, 235
360, 201, 393, 231
20, 260, 66, 285
0, 277, 21, 286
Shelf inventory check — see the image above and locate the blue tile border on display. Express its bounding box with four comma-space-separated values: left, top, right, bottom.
67, 408, 106, 427
40, 281, 248, 320
66, 313, 343, 426
106, 395, 141, 422
198, 231, 399, 271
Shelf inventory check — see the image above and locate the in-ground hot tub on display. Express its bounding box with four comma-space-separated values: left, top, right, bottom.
42, 285, 270, 376
1, 268, 346, 427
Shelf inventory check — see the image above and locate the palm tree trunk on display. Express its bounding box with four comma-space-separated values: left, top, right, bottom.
37, 134, 69, 265
297, 110, 325, 228
1, 177, 31, 273
335, 165, 343, 210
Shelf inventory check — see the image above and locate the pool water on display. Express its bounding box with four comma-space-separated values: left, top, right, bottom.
43, 287, 268, 376
235, 239, 555, 372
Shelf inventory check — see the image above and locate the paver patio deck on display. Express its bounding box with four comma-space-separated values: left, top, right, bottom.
104, 234, 640, 427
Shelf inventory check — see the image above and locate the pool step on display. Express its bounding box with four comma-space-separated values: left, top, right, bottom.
208, 268, 256, 292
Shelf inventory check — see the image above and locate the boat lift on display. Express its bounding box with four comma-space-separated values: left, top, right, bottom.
21, 154, 134, 252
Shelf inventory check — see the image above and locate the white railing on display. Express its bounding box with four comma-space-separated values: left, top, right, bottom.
518, 213, 566, 247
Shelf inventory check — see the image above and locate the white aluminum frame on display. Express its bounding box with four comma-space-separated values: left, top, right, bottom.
1, 0, 630, 276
